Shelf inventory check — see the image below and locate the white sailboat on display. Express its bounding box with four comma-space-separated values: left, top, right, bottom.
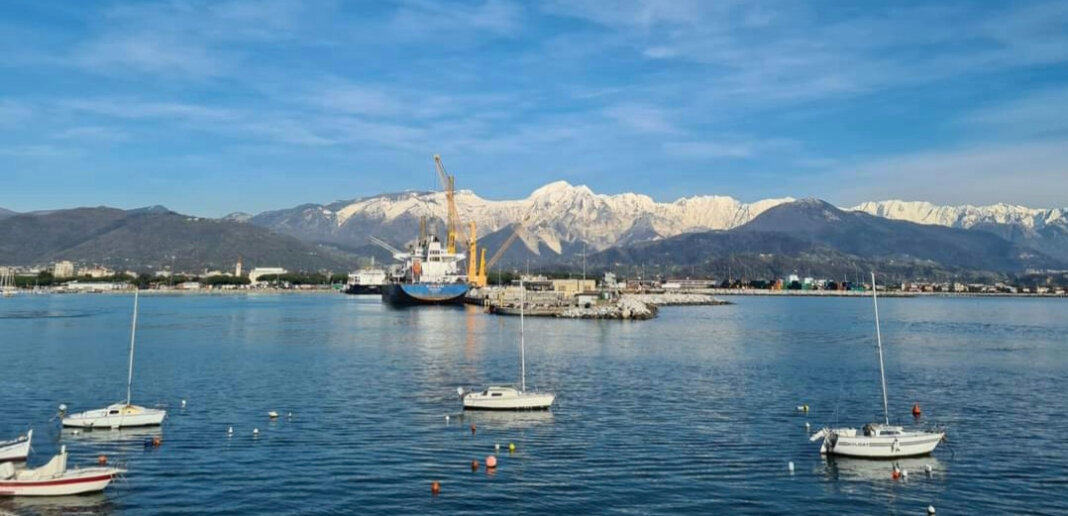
810, 273, 945, 458
62, 291, 167, 429
0, 430, 32, 462
461, 280, 555, 410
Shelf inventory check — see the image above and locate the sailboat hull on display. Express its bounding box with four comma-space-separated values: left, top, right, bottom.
820, 430, 944, 458
62, 404, 166, 429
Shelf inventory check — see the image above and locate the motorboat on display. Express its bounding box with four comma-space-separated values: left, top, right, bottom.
462, 279, 555, 410
811, 273, 945, 459
0, 446, 124, 496
0, 430, 31, 462
62, 291, 167, 429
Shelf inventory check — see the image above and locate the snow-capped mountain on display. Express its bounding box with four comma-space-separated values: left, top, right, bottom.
245, 183, 1068, 265
852, 200, 1067, 231
249, 181, 794, 255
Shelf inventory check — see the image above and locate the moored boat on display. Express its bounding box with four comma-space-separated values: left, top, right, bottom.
462, 279, 555, 410
62, 290, 167, 429
0, 430, 31, 463
0, 446, 124, 497
381, 282, 469, 305
811, 273, 945, 459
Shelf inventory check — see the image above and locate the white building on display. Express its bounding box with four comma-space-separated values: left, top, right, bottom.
248, 267, 287, 283
78, 266, 113, 278
53, 260, 75, 278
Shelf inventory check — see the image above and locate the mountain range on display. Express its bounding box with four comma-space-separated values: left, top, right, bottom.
2, 182, 1066, 280
0, 207, 359, 273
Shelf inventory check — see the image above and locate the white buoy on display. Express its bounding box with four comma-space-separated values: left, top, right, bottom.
72, 430, 80, 436
445, 415, 450, 423
253, 428, 259, 436
927, 505, 936, 515
287, 412, 293, 418
805, 422, 810, 430
227, 426, 233, 436
902, 469, 909, 479
495, 442, 501, 452
181, 399, 187, 408
925, 464, 933, 475
268, 411, 279, 419
788, 461, 795, 472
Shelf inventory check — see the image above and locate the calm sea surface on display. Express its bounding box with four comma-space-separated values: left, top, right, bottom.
1, 293, 1066, 515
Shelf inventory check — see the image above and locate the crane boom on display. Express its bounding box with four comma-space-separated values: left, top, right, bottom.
484, 214, 532, 271
368, 236, 404, 257
432, 155, 468, 252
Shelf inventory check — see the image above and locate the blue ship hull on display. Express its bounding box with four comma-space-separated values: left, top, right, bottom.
381, 283, 469, 306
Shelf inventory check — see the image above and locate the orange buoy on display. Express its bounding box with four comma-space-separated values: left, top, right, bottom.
97, 455, 108, 465
486, 455, 497, 468
892, 467, 901, 480
470, 424, 477, 435
471, 459, 480, 471
912, 403, 922, 417
152, 436, 162, 447
431, 481, 441, 495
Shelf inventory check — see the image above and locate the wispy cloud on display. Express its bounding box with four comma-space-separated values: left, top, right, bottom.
960, 88, 1068, 137
823, 140, 1068, 207
51, 125, 130, 142
602, 103, 679, 134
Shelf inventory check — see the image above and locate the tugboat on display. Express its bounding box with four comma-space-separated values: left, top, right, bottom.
379, 233, 469, 306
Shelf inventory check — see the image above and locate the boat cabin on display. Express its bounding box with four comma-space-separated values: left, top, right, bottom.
863, 424, 905, 437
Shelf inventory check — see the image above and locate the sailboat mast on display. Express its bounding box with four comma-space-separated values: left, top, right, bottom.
871, 272, 889, 425
520, 278, 526, 393
126, 289, 139, 405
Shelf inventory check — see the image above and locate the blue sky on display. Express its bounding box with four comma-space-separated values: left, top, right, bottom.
2, 0, 1067, 216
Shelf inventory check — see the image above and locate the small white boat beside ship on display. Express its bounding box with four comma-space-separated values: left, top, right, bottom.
811, 273, 945, 459
62, 291, 167, 429
0, 430, 32, 463
461, 280, 554, 410
0, 446, 124, 496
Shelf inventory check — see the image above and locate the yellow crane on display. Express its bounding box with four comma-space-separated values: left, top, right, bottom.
433, 155, 482, 285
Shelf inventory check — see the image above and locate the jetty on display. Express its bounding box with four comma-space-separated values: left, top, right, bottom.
473, 287, 730, 320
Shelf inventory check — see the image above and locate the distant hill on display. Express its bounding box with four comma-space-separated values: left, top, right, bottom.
590, 200, 1063, 282
0, 207, 16, 220
0, 207, 360, 272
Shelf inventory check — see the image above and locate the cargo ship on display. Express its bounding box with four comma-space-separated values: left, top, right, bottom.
378, 233, 470, 306
343, 268, 387, 295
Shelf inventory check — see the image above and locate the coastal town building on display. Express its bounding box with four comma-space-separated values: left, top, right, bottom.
53, 260, 74, 278
248, 267, 287, 283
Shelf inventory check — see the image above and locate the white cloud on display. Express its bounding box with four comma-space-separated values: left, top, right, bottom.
823, 140, 1068, 207
51, 126, 130, 142
662, 141, 751, 158
961, 88, 1068, 137
602, 103, 679, 134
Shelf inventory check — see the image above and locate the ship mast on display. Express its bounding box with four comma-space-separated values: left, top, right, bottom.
126, 290, 139, 406
871, 272, 889, 425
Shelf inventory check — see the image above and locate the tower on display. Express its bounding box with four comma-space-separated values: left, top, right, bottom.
235, 257, 243, 277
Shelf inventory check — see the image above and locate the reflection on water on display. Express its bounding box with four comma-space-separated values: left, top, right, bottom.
823, 455, 946, 482
0, 294, 1066, 514
0, 492, 114, 515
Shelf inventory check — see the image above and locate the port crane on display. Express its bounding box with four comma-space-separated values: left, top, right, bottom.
429, 154, 534, 288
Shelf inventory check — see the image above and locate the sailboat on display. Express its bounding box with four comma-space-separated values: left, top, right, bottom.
810, 273, 944, 458
62, 291, 167, 429
460, 280, 555, 410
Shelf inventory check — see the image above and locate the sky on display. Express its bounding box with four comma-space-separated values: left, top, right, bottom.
2, 0, 1067, 217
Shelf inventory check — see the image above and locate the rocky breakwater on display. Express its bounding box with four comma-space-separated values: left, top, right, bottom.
558, 293, 729, 320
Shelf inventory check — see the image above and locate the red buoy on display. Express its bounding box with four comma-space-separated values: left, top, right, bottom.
912, 403, 922, 417
431, 481, 441, 495
152, 436, 162, 447
891, 467, 901, 480
97, 455, 108, 465
471, 459, 480, 471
